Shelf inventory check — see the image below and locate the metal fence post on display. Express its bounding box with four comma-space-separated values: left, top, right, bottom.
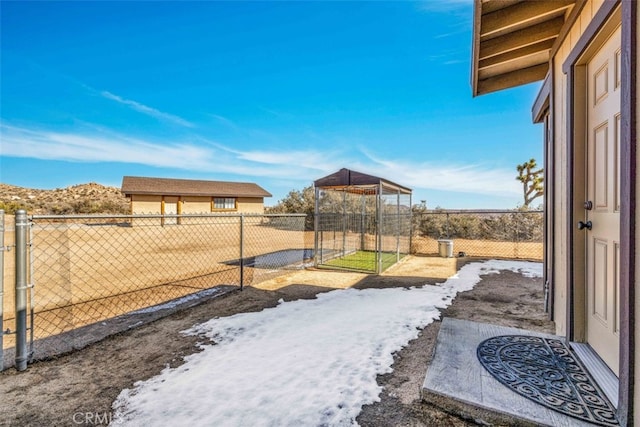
342, 191, 347, 258
28, 218, 35, 358
0, 209, 4, 371
377, 183, 383, 274
239, 214, 244, 291
514, 212, 520, 258
14, 210, 28, 371
396, 190, 400, 262
410, 210, 416, 255
446, 213, 450, 238
360, 194, 366, 251
314, 187, 319, 268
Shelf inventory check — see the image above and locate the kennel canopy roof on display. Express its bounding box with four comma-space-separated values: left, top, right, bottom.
314, 168, 412, 195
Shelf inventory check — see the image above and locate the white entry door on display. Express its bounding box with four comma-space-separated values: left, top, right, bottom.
585, 26, 621, 375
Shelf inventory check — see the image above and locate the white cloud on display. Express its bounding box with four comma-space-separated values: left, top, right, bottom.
1, 124, 210, 168
0, 124, 334, 182
358, 149, 521, 198
207, 141, 341, 174
100, 91, 195, 128
208, 114, 239, 130
1, 123, 520, 199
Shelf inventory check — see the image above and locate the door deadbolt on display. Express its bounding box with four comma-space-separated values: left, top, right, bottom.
584, 201, 593, 210
577, 220, 592, 230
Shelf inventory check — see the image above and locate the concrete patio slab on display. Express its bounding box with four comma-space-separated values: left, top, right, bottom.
422, 317, 613, 426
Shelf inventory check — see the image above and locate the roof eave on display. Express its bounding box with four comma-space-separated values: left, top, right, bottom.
471, 0, 576, 97
123, 191, 270, 198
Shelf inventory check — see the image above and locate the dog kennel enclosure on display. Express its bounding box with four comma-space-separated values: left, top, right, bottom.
314, 168, 412, 273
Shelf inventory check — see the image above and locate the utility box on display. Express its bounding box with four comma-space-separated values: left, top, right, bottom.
438, 239, 454, 258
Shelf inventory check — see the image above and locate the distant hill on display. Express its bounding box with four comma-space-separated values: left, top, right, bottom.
0, 182, 129, 215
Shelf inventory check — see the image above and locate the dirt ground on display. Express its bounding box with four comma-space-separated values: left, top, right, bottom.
0, 255, 554, 426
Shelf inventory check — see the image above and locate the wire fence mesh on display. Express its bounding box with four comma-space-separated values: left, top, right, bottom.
411, 210, 543, 260
1, 213, 309, 369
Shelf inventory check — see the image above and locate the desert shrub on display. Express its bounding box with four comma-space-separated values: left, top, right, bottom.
413, 210, 543, 242
97, 200, 130, 214
0, 200, 29, 214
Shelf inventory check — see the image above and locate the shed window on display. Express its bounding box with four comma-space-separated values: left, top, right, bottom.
214, 197, 236, 210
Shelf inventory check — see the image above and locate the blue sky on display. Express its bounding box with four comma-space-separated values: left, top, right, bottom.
1, 1, 543, 209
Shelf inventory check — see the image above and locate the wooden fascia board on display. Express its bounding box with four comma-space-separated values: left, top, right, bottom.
477, 63, 548, 95
532, 72, 552, 123
481, 0, 575, 39
471, 0, 483, 96
479, 16, 564, 60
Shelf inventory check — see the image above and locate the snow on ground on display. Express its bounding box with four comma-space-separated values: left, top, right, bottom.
111, 260, 542, 427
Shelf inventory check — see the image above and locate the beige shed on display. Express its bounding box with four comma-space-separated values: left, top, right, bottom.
121, 176, 272, 221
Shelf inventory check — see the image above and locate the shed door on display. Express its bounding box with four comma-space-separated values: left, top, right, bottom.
164, 197, 178, 225
585, 26, 621, 375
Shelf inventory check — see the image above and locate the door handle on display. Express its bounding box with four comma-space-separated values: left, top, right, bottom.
577, 221, 592, 230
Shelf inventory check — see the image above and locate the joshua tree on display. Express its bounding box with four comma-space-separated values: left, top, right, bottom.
516, 158, 544, 208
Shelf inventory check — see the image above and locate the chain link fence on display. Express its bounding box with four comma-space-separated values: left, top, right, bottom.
0, 209, 542, 370
412, 210, 543, 260
1, 212, 309, 369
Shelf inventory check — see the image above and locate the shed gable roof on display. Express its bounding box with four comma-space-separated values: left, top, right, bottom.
471, 0, 577, 96
121, 176, 272, 198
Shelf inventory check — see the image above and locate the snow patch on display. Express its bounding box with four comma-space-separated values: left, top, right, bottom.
131, 287, 224, 315
111, 260, 542, 426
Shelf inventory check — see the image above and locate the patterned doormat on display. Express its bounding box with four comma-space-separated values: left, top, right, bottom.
477, 335, 618, 426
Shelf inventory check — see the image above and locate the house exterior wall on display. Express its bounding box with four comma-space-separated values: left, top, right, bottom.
549, 0, 640, 416
130, 194, 163, 214
129, 194, 265, 215
181, 196, 211, 214
237, 197, 265, 214
550, 0, 604, 337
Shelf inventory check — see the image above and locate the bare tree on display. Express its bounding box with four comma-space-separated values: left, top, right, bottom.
516, 158, 544, 208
